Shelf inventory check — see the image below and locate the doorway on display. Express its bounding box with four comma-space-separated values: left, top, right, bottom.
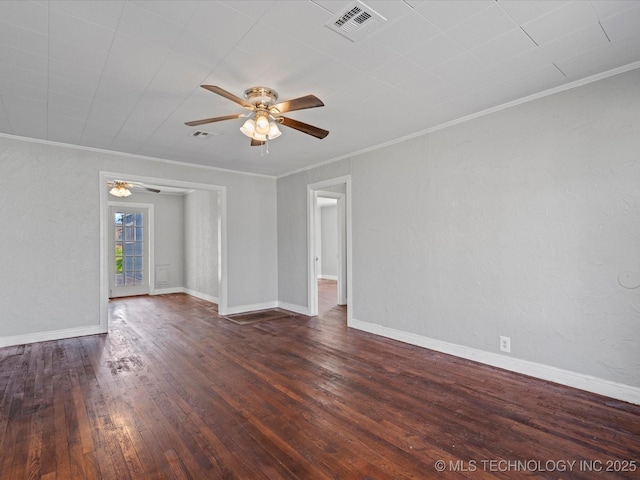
99, 171, 228, 333
307, 176, 352, 321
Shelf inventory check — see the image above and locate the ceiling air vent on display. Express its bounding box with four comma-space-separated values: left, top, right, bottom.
189, 130, 221, 141
326, 0, 387, 42
190, 130, 212, 138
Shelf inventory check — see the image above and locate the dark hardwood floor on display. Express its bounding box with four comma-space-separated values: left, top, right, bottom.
1, 285, 639, 479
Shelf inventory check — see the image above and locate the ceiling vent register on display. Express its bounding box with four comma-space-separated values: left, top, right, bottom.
326, 0, 387, 42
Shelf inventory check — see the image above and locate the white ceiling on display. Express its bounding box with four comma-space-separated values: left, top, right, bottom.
1, 0, 639, 177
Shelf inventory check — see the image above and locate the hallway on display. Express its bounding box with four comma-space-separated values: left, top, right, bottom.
317, 278, 345, 320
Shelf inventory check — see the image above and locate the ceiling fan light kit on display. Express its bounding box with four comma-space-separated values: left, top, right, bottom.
185, 85, 328, 148
109, 181, 132, 197
108, 181, 161, 197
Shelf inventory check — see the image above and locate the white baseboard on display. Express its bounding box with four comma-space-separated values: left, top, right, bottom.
182, 288, 219, 305
349, 318, 640, 406
278, 301, 310, 316
152, 287, 185, 295
222, 301, 310, 317
224, 301, 279, 316
0, 324, 105, 348
318, 275, 338, 281
152, 287, 220, 305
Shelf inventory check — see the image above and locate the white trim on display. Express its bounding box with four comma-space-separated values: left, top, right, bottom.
0, 133, 275, 179
349, 318, 640, 406
308, 188, 319, 316
224, 301, 279, 316
99, 178, 108, 333
278, 61, 640, 179
151, 287, 185, 295
319, 275, 338, 281
0, 325, 104, 348
218, 188, 228, 316
183, 288, 219, 305
278, 302, 310, 316
180, 296, 308, 316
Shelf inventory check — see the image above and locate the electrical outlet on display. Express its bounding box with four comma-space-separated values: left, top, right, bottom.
500, 336, 511, 353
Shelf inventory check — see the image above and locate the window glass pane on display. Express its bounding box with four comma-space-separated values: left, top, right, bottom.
113, 209, 146, 292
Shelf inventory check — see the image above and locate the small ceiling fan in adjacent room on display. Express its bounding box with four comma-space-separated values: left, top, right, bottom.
108, 181, 161, 197
185, 85, 329, 146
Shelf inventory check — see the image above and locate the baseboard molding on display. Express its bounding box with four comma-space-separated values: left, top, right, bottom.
318, 275, 338, 281
278, 301, 310, 316
152, 287, 185, 295
0, 324, 105, 348
349, 318, 640, 406
224, 301, 279, 316
152, 287, 220, 305
182, 288, 219, 305
222, 300, 310, 317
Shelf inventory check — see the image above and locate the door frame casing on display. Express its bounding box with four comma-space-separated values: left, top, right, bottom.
99, 171, 228, 333
307, 175, 352, 320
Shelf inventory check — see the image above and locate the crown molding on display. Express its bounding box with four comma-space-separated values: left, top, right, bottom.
277, 61, 640, 179
0, 133, 276, 179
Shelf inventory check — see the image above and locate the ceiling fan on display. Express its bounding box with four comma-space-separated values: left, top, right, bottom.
185, 85, 329, 146
108, 181, 161, 198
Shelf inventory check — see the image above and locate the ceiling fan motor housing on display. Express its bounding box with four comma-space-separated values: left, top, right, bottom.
244, 87, 278, 106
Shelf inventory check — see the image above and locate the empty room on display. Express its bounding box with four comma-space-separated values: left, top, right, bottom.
0, 1, 639, 478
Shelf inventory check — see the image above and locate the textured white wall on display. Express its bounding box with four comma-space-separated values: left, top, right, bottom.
277, 68, 640, 389
0, 137, 278, 339
184, 190, 218, 298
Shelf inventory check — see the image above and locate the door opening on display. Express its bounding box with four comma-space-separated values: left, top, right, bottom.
307, 176, 351, 321
100, 171, 228, 334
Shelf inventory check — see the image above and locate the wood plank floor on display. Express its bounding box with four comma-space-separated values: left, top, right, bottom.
1, 285, 639, 479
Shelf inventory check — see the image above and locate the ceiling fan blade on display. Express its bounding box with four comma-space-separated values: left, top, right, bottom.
279, 116, 329, 139
124, 182, 162, 193
185, 113, 242, 127
271, 94, 324, 113
201, 85, 254, 109
251, 138, 265, 147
